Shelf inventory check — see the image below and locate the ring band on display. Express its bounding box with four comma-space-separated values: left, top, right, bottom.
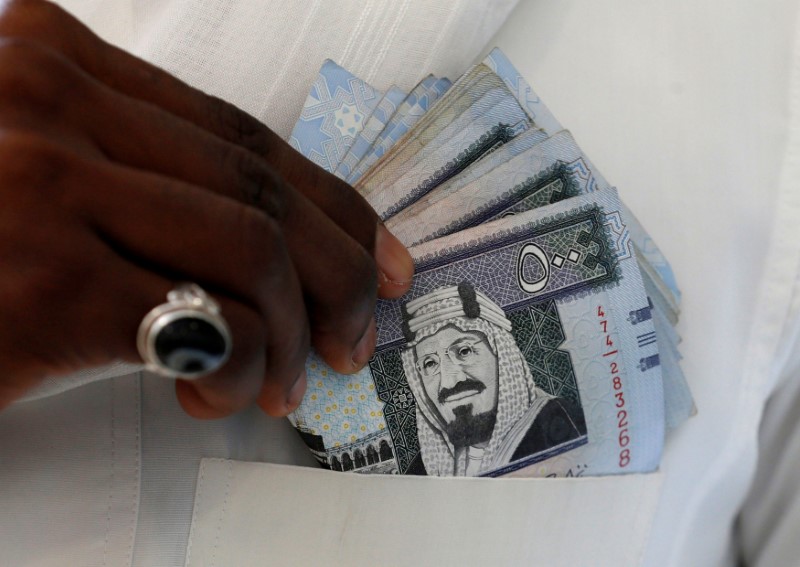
137, 283, 232, 379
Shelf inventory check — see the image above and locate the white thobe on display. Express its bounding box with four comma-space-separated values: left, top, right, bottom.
1, 1, 798, 566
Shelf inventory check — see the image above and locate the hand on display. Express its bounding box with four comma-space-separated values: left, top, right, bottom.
0, 0, 413, 418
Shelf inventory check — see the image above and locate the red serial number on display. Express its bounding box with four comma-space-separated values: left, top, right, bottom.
598, 305, 631, 468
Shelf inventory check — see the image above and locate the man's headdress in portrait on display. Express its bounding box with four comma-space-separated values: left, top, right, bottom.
400, 282, 553, 476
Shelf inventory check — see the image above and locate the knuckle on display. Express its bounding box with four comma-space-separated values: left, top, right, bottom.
0, 130, 72, 190
316, 246, 377, 336
0, 0, 70, 36
227, 147, 288, 220
0, 38, 81, 117
210, 96, 273, 155
235, 205, 286, 285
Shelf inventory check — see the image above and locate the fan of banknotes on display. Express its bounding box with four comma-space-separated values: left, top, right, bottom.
286, 48, 692, 478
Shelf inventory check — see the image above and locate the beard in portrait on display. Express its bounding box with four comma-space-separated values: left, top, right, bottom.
400, 282, 585, 476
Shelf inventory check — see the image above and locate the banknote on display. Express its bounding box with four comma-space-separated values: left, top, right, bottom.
385, 127, 550, 230
364, 88, 532, 219
484, 48, 682, 310
355, 66, 513, 197
334, 86, 407, 180
288, 60, 382, 172
385, 127, 679, 322
357, 85, 535, 219
384, 129, 690, 427
483, 48, 562, 138
348, 77, 452, 184
289, 189, 665, 477
344, 76, 436, 182
288, 48, 684, 474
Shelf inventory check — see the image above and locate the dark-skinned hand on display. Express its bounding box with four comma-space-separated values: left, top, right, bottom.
0, 0, 414, 418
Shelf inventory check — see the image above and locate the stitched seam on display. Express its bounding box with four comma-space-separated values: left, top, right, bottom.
102, 378, 117, 567
184, 459, 207, 566
126, 372, 142, 566
210, 460, 234, 567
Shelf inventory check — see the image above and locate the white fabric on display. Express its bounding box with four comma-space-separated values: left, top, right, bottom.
1, 0, 799, 566
490, 1, 800, 565
59, 0, 518, 140
735, 13, 800, 563
185, 458, 663, 567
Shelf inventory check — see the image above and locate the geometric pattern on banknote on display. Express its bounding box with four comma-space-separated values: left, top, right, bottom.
507, 301, 587, 433
291, 348, 426, 475
428, 161, 584, 242
290, 62, 380, 172
366, 349, 422, 474
359, 77, 438, 164
602, 211, 634, 261
483, 159, 596, 223
336, 86, 407, 180
383, 122, 522, 219
483, 48, 563, 138
377, 206, 619, 347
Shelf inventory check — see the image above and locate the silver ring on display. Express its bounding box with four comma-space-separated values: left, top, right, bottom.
137, 283, 232, 379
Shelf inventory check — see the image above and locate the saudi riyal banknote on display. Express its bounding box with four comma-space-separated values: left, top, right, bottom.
384, 129, 691, 426
288, 60, 382, 172
483, 48, 562, 139
289, 189, 664, 477
335, 86, 407, 180
484, 47, 682, 310
356, 65, 530, 204
347, 77, 452, 184
365, 87, 532, 219
386, 126, 550, 227
287, 47, 686, 475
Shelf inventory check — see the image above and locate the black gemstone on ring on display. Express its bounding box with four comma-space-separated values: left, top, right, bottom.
154, 316, 227, 374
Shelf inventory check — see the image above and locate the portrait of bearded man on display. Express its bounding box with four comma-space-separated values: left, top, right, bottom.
400, 282, 586, 476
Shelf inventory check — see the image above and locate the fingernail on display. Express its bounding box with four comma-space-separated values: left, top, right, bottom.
352, 318, 377, 369
375, 224, 414, 287
286, 370, 307, 412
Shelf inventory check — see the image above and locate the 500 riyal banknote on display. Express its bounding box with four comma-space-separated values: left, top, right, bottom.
290, 189, 664, 477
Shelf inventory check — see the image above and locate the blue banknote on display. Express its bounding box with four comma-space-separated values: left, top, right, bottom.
385, 129, 689, 427
348, 77, 452, 184
483, 48, 563, 140
288, 60, 382, 173
364, 86, 532, 219
386, 127, 550, 230
334, 86, 407, 180
345, 76, 436, 183
289, 189, 664, 477
484, 48, 682, 310
357, 57, 565, 216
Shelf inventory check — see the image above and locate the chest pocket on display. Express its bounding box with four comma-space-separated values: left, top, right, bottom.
185, 458, 663, 567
